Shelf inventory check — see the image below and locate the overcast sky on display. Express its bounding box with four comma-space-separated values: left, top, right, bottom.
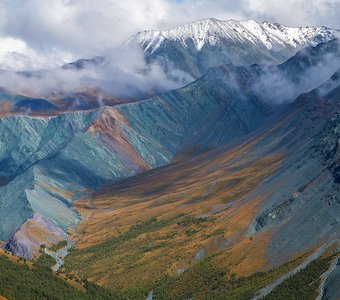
1, 0, 339, 70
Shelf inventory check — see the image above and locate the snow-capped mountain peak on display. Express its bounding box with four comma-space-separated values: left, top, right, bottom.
126, 19, 339, 78
132, 18, 339, 53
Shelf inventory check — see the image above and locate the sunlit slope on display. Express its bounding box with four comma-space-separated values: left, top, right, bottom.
65, 76, 340, 291
1, 40, 338, 260
0, 52, 280, 253
67, 131, 284, 289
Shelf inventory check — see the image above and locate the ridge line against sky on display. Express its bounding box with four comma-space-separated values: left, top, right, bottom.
0, 0, 339, 71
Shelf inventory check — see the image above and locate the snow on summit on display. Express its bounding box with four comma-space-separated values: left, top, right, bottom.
133, 18, 339, 52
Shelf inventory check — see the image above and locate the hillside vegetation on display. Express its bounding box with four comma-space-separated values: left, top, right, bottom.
0, 254, 123, 300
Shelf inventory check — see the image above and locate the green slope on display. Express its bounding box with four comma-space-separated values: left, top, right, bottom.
0, 254, 122, 300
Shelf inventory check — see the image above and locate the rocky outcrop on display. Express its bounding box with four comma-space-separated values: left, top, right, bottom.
6, 213, 66, 259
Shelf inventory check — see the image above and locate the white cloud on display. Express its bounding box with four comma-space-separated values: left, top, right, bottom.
0, 36, 73, 70
245, 0, 340, 27
0, 0, 339, 71
0, 43, 194, 99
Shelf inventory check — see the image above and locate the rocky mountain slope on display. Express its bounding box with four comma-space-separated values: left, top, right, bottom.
64, 67, 340, 298
0, 40, 339, 259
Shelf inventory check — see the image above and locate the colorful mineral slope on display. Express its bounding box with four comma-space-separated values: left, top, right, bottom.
65, 72, 340, 293
0, 40, 339, 265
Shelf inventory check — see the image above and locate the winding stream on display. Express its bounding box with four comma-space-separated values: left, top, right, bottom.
45, 239, 74, 272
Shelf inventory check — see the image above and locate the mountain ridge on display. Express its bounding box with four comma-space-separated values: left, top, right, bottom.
133, 18, 339, 52
128, 18, 340, 78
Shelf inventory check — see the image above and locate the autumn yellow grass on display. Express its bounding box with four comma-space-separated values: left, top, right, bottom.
65, 124, 286, 289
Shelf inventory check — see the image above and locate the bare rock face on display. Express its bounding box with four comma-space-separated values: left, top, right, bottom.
5, 213, 65, 259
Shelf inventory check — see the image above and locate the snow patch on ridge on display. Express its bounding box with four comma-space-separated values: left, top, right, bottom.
132, 18, 340, 53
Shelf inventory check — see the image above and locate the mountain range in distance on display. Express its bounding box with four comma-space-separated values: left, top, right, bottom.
129, 18, 340, 77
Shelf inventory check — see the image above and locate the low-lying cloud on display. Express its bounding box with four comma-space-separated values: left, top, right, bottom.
0, 44, 193, 99
252, 41, 340, 104
0, 0, 339, 71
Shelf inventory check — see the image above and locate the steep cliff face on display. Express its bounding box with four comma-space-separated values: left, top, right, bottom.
0, 111, 96, 182
0, 119, 100, 244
